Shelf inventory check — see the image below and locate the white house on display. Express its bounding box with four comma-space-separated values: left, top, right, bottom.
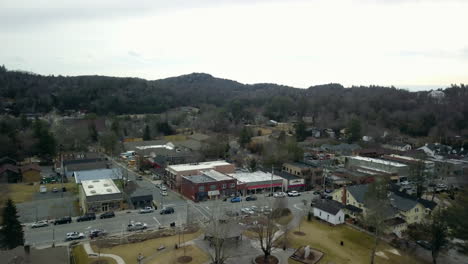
312, 200, 345, 225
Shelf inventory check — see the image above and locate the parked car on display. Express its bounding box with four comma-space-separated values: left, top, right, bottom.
161, 190, 168, 196
77, 213, 96, 222
230, 197, 242, 203
287, 191, 301, 197
127, 222, 147, 231
241, 208, 255, 215
89, 229, 107, 239
245, 195, 257, 201
65, 232, 85, 241
273, 192, 286, 198
139, 206, 154, 214
99, 211, 115, 219
313, 191, 321, 195
160, 185, 167, 191
225, 211, 240, 217
137, 175, 143, 180
31, 220, 49, 228
54, 216, 72, 225
416, 240, 432, 250
52, 187, 58, 193
160, 207, 175, 215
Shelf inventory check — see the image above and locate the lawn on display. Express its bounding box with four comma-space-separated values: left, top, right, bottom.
286, 219, 429, 264
72, 244, 117, 264
147, 245, 210, 264
94, 230, 203, 264
8, 182, 78, 203
164, 134, 187, 142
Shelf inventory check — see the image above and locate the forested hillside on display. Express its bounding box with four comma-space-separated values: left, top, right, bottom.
0, 66, 467, 139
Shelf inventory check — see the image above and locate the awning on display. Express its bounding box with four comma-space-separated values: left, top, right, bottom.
247, 183, 282, 190
208, 190, 220, 196
288, 184, 306, 188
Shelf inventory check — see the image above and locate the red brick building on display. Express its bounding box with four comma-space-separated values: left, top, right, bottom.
180, 170, 237, 201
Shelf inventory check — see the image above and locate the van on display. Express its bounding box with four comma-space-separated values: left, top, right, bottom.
40, 185, 47, 193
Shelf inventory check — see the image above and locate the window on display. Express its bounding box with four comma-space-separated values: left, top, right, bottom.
230, 183, 236, 188
415, 208, 419, 212
210, 185, 216, 191
222, 184, 227, 189
199, 186, 205, 192
319, 211, 321, 216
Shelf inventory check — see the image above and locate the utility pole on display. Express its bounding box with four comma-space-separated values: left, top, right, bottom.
271, 165, 274, 196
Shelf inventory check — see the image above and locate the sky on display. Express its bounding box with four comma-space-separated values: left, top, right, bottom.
1, 0, 468, 90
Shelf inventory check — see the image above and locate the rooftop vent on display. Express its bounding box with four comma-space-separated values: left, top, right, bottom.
90, 190, 96, 194
88, 185, 94, 188
106, 188, 112, 193
92, 180, 100, 183
104, 184, 109, 187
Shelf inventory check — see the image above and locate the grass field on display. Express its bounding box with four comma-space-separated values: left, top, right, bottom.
164, 134, 187, 142
8, 182, 78, 204
72, 244, 117, 264
286, 219, 429, 264
147, 245, 209, 264
94, 230, 203, 264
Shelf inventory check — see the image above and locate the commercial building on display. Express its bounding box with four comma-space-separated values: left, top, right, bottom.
345, 156, 409, 182
282, 162, 323, 190
73, 168, 122, 183
180, 170, 237, 201
275, 171, 306, 191
228, 171, 284, 196
79, 179, 123, 213
165, 161, 235, 190
382, 154, 435, 174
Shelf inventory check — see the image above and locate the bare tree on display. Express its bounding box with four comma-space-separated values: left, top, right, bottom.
363, 178, 391, 264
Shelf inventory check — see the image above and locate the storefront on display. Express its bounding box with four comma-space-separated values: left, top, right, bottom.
229, 171, 284, 196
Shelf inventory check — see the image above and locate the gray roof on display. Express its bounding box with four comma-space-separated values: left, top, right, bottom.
175, 139, 202, 151
183, 174, 216, 184
346, 184, 369, 204
188, 133, 210, 142
314, 199, 344, 215
123, 140, 168, 151
73, 168, 122, 183
389, 192, 418, 211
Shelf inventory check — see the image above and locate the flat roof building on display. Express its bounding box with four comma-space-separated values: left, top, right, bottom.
79, 179, 123, 213
180, 170, 237, 201
228, 171, 284, 195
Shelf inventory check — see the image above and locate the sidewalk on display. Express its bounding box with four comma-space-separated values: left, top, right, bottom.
83, 242, 126, 264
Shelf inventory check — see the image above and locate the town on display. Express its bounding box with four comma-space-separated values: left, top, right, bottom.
0, 106, 467, 264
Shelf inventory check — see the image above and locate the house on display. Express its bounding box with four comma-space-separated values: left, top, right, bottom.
166, 160, 235, 191
312, 199, 345, 225
320, 143, 361, 156
79, 179, 123, 213
124, 181, 154, 209
21, 164, 42, 183
382, 142, 412, 152
0, 156, 17, 166
180, 170, 237, 201
0, 164, 21, 183
323, 128, 335, 138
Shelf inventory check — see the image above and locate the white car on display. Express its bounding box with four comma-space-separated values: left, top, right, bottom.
127, 221, 148, 231
66, 232, 85, 241
31, 220, 49, 228
287, 191, 301, 197
273, 192, 287, 198
139, 206, 154, 214
161, 190, 168, 196
241, 208, 254, 215
160, 185, 167, 191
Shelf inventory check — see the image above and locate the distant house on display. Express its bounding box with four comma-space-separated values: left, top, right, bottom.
382, 142, 412, 152
313, 199, 345, 225
0, 156, 17, 166
418, 143, 452, 158
321, 143, 361, 156
0, 164, 21, 183
21, 164, 42, 183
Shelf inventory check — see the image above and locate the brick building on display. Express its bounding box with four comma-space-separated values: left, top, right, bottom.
180, 170, 237, 201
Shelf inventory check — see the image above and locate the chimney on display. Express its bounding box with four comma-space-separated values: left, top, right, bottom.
341, 186, 347, 205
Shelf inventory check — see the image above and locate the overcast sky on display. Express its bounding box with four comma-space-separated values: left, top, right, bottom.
1, 0, 467, 90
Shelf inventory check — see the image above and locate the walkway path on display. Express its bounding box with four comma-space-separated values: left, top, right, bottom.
83, 242, 126, 264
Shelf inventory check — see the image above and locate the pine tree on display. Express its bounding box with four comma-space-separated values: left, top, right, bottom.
143, 125, 151, 140
0, 199, 24, 249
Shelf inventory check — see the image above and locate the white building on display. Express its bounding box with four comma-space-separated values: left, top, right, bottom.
312, 200, 345, 225
228, 171, 284, 195
79, 179, 123, 213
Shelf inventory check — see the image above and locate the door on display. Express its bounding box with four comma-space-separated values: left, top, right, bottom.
101, 203, 109, 212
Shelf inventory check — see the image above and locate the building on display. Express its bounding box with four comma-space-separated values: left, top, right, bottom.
345, 156, 409, 182
275, 171, 306, 191
61, 152, 108, 177
282, 162, 322, 190
312, 199, 345, 225
79, 179, 123, 213
382, 142, 412, 152
124, 181, 154, 209
21, 164, 42, 183
0, 164, 21, 183
73, 168, 123, 183
180, 170, 237, 201
165, 161, 235, 190
228, 171, 284, 196
382, 154, 435, 174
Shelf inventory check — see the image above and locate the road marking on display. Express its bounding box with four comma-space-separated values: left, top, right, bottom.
152, 217, 161, 225
293, 203, 304, 211
192, 204, 209, 219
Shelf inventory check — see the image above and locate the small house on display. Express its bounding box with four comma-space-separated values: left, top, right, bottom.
313, 199, 345, 225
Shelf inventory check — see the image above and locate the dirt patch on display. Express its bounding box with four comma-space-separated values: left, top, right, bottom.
294, 231, 306, 236
177, 256, 193, 263
254, 255, 279, 264
90, 260, 111, 264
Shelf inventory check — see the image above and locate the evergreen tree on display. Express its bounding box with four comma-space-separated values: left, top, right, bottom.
346, 118, 361, 143
0, 199, 24, 249
143, 125, 151, 140
239, 127, 252, 147
295, 120, 308, 142
88, 122, 98, 142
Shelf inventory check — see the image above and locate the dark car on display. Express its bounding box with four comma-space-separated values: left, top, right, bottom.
77, 213, 96, 222
99, 211, 115, 219
230, 197, 242, 203
416, 240, 432, 250
160, 207, 175, 215
54, 216, 72, 225
246, 195, 257, 201
89, 229, 107, 239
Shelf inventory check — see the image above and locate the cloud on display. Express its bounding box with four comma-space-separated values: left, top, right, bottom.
128, 51, 141, 57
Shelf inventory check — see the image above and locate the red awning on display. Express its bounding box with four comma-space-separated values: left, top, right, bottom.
288, 184, 306, 188
247, 183, 282, 190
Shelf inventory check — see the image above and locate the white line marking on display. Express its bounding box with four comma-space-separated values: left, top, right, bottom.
152, 216, 161, 225
293, 204, 304, 211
